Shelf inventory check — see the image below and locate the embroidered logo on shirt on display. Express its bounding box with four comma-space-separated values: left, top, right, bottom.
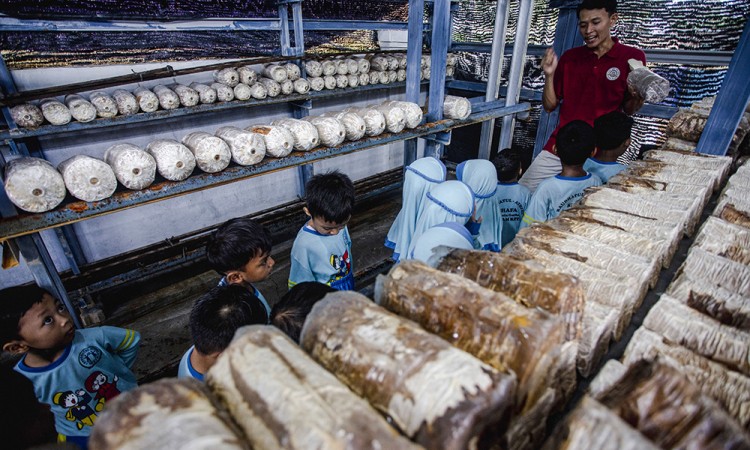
78, 346, 102, 368
606, 67, 621, 81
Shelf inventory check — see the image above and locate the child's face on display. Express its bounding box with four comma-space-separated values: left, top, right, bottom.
307, 214, 349, 236
228, 251, 274, 284
17, 293, 75, 352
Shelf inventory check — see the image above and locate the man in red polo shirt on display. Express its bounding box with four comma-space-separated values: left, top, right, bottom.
520, 0, 646, 191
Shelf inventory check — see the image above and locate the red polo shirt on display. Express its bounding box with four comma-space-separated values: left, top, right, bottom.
544, 38, 646, 151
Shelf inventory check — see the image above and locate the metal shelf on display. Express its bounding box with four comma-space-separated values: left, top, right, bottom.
0, 81, 429, 141
0, 101, 532, 241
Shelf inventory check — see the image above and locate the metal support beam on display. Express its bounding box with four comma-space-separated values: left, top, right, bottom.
424, 0, 452, 159
478, 0, 510, 160
498, 0, 534, 151
695, 19, 750, 156
404, 0, 426, 167
532, 5, 582, 157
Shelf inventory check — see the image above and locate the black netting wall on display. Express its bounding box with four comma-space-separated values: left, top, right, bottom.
446, 0, 750, 163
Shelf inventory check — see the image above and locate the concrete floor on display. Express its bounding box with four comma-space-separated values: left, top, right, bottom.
119, 189, 402, 382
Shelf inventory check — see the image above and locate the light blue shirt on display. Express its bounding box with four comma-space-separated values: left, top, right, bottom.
583, 158, 625, 183
495, 182, 531, 247
522, 173, 602, 226
177, 346, 204, 381
15, 327, 140, 441
289, 224, 354, 290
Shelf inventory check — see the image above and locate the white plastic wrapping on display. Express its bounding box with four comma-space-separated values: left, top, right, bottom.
356, 57, 370, 73
57, 155, 117, 202
182, 131, 231, 173
146, 139, 197, 181
284, 63, 301, 81
627, 59, 670, 104
152, 85, 180, 110
370, 55, 389, 72
346, 74, 359, 88
421, 67, 431, 80
104, 143, 157, 190
237, 66, 258, 85
271, 118, 320, 151
371, 103, 406, 133
323, 75, 337, 90
4, 157, 66, 212
247, 125, 294, 158
211, 82, 235, 102
397, 54, 407, 69
309, 77, 325, 91
344, 107, 386, 136
262, 64, 288, 83
189, 82, 217, 104
89, 91, 118, 118
384, 101, 423, 129
248, 82, 267, 100
377, 71, 389, 84
304, 116, 346, 147
133, 87, 159, 113
397, 68, 407, 82
446, 66, 455, 78
169, 84, 200, 107
215, 126, 266, 166
40, 98, 72, 125
335, 74, 349, 89
344, 58, 359, 75
321, 111, 366, 141
280, 79, 294, 95
335, 59, 349, 76
358, 72, 370, 86
443, 95, 472, 120
258, 78, 281, 97
65, 94, 97, 122
321, 60, 337, 76
387, 70, 398, 83
304, 60, 323, 78
233, 83, 252, 101
213, 68, 240, 87
386, 55, 399, 71
293, 78, 310, 94
111, 89, 139, 115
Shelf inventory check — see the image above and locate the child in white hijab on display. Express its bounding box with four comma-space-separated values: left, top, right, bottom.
408, 221, 474, 263
456, 159, 504, 251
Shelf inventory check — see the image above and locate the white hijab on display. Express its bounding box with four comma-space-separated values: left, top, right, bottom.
409, 221, 474, 262
457, 159, 503, 251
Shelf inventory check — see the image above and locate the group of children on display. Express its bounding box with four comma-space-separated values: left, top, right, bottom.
0, 169, 356, 448
0, 110, 634, 448
386, 110, 634, 262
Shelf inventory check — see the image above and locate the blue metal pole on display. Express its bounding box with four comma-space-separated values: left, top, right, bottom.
695, 19, 750, 156
532, 4, 582, 157
478, 0, 510, 160
404, 0, 426, 167
424, 0, 451, 158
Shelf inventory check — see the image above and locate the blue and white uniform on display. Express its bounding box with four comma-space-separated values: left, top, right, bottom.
177, 346, 203, 381
583, 158, 625, 182
289, 225, 353, 290
409, 222, 474, 262
457, 159, 503, 252
495, 182, 531, 247
521, 173, 602, 226
15, 327, 140, 446
218, 277, 271, 322
385, 157, 446, 261
407, 180, 477, 258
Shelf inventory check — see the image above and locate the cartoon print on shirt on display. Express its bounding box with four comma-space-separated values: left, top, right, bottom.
53, 389, 97, 430
85, 371, 121, 411
328, 249, 351, 284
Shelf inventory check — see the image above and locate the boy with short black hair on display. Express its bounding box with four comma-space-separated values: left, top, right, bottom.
206, 217, 275, 321
289, 170, 355, 290
1, 285, 140, 448
584, 110, 634, 182
492, 148, 532, 247
178, 284, 267, 381
271, 281, 336, 343
522, 120, 602, 226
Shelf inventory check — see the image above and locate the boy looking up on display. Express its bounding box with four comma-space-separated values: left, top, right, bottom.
206, 217, 275, 321
492, 148, 532, 247
584, 110, 634, 182
289, 170, 355, 291
178, 284, 268, 381
1, 285, 139, 448
522, 120, 602, 226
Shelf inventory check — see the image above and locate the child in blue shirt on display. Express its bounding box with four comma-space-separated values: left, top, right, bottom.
583, 110, 634, 182
206, 217, 275, 321
271, 281, 336, 343
456, 159, 503, 252
385, 156, 446, 261
1, 285, 140, 448
289, 170, 355, 290
178, 284, 268, 381
522, 120, 602, 226
492, 148, 532, 248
